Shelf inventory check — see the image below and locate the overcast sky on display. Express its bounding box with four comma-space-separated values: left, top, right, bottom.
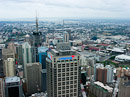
0, 0, 130, 20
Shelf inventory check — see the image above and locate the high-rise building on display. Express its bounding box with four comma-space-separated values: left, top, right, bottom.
46, 43, 80, 97
22, 42, 32, 77
94, 64, 113, 84
38, 46, 48, 92
5, 76, 24, 97
105, 65, 114, 83
33, 16, 42, 62
26, 62, 42, 95
16, 42, 36, 66
4, 58, 15, 77
96, 68, 107, 84
63, 32, 69, 43
2, 48, 15, 76
0, 78, 5, 97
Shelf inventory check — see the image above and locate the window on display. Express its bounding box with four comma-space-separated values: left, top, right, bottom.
58, 74, 61, 77
62, 78, 65, 81
58, 64, 61, 68
66, 81, 69, 85
62, 82, 65, 85
62, 86, 65, 90
62, 68, 65, 72
62, 64, 65, 67
66, 77, 69, 80
58, 78, 61, 81
62, 73, 65, 76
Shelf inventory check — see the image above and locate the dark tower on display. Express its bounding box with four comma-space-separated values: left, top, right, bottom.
33, 14, 42, 62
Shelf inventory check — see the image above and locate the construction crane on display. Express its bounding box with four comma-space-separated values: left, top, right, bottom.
112, 67, 122, 97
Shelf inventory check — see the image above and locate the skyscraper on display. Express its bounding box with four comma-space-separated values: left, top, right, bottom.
38, 46, 48, 92
46, 43, 80, 97
33, 16, 42, 62
4, 58, 15, 77
63, 32, 69, 43
26, 62, 42, 95
5, 76, 24, 97
22, 42, 34, 77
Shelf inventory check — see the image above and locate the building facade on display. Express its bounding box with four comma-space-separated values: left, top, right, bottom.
38, 46, 48, 92
5, 76, 24, 97
46, 43, 80, 97
26, 63, 42, 96
4, 58, 15, 77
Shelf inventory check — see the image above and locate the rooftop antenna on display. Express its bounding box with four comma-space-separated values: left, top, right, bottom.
36, 11, 38, 33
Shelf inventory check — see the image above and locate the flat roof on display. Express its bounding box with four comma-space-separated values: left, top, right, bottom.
5, 76, 20, 83
94, 81, 113, 92
38, 46, 48, 53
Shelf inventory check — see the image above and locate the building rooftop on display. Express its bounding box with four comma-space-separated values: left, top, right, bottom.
5, 76, 20, 83
94, 81, 113, 92
115, 54, 130, 60
38, 46, 48, 53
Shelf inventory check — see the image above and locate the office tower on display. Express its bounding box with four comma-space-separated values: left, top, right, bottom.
46, 43, 80, 97
0, 78, 5, 97
105, 65, 114, 83
26, 63, 42, 95
21, 42, 36, 77
33, 16, 42, 62
38, 46, 48, 92
16, 42, 36, 65
96, 68, 107, 84
63, 32, 69, 43
0, 49, 4, 77
4, 58, 15, 77
5, 76, 24, 97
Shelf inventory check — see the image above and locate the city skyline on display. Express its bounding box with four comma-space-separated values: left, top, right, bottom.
0, 0, 130, 20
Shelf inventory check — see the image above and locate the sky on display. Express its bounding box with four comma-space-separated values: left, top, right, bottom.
0, 0, 130, 20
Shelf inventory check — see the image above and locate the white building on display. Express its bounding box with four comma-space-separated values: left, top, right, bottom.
105, 65, 114, 83
22, 42, 33, 77
46, 43, 80, 97
4, 58, 15, 77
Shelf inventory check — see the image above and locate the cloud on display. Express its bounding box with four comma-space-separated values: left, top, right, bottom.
0, 0, 130, 19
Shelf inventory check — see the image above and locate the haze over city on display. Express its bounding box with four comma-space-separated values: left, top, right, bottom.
0, 0, 130, 20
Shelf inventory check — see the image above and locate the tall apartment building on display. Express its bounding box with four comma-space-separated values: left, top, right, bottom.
4, 58, 15, 77
5, 76, 24, 97
96, 68, 107, 84
0, 78, 5, 97
26, 62, 42, 95
46, 43, 80, 97
105, 65, 114, 83
95, 64, 113, 84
